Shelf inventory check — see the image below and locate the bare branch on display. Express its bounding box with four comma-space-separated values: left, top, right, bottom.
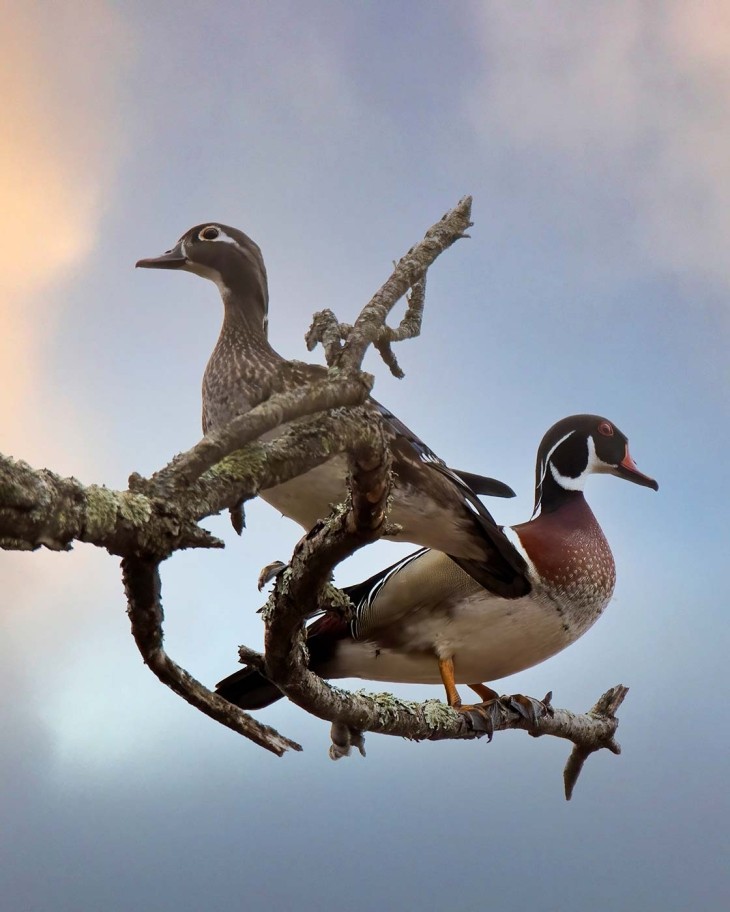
382, 276, 427, 345
122, 554, 301, 756
305, 279, 424, 380
0, 408, 385, 557
149, 372, 372, 495
306, 197, 471, 373
560, 685, 628, 800
338, 196, 471, 370
0, 454, 222, 557
373, 278, 426, 378
262, 409, 393, 704
305, 310, 352, 364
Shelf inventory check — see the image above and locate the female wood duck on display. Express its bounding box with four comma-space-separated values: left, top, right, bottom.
137, 222, 523, 593
215, 414, 658, 714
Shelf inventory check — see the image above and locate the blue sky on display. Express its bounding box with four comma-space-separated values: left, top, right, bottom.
2, 3, 728, 910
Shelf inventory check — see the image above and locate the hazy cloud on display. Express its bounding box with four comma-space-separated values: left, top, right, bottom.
466, 2, 730, 286
0, 3, 129, 449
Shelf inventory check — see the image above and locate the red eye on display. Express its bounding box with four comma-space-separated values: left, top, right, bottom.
598, 421, 613, 436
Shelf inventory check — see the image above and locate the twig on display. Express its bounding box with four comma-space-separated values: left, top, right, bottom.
305, 310, 352, 364
338, 197, 471, 371
561, 685, 628, 800
148, 373, 372, 495
122, 554, 301, 756
372, 278, 426, 378
306, 198, 471, 374
305, 280, 425, 380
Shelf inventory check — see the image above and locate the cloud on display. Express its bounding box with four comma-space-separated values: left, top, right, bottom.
465, 2, 730, 287
0, 2, 129, 452
0, 3, 131, 765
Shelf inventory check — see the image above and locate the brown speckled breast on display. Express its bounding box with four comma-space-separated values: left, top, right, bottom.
512, 495, 616, 633
201, 319, 326, 433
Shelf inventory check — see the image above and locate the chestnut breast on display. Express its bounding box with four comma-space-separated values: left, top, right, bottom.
512, 495, 616, 631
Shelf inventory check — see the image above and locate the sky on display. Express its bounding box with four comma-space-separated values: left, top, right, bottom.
1, 2, 728, 909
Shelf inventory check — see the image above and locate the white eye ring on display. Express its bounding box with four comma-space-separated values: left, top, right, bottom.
598, 421, 613, 437
199, 226, 220, 241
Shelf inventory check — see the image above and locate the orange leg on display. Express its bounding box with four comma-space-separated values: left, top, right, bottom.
438, 660, 498, 711
469, 683, 499, 703
438, 657, 464, 707
439, 658, 505, 738
439, 662, 552, 737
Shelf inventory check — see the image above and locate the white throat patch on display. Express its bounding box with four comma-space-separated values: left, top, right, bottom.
549, 434, 614, 492
179, 229, 268, 335
179, 230, 242, 293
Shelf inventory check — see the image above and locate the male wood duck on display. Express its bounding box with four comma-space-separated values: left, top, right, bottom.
137, 222, 522, 592
215, 414, 658, 715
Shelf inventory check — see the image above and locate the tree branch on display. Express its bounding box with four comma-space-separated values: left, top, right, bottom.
122, 553, 301, 756
148, 372, 373, 495
559, 685, 628, 800
1, 195, 629, 798
0, 408, 384, 557
0, 454, 221, 556
306, 196, 471, 373
373, 278, 426, 379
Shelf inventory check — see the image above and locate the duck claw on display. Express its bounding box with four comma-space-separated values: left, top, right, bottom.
257, 560, 288, 591
505, 692, 553, 727
458, 691, 553, 738
456, 702, 502, 741
329, 722, 366, 760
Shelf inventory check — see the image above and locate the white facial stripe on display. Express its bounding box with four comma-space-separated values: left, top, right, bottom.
537, 430, 575, 491
178, 228, 245, 295
549, 434, 614, 492
534, 430, 575, 514
204, 227, 241, 246
586, 434, 616, 475
180, 228, 242, 258
550, 461, 584, 491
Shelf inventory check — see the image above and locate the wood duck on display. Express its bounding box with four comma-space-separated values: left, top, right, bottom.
137, 223, 523, 592
215, 415, 658, 715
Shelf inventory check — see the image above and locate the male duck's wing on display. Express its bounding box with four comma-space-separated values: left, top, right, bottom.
343, 546, 530, 647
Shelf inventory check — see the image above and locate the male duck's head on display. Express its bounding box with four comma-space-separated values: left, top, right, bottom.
534, 414, 658, 513
136, 223, 269, 333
